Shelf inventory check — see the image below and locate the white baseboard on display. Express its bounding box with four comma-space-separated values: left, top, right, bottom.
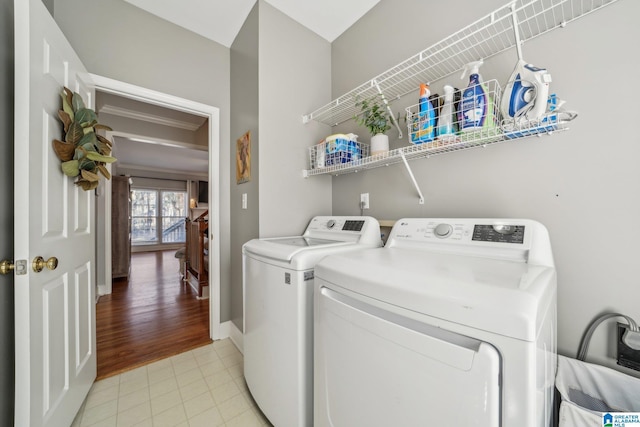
217, 320, 243, 354
97, 283, 108, 297
228, 321, 244, 354
218, 320, 230, 339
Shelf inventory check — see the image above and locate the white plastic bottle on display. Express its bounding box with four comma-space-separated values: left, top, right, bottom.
436, 85, 456, 143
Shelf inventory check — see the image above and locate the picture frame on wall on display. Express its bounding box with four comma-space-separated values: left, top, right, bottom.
236, 131, 251, 184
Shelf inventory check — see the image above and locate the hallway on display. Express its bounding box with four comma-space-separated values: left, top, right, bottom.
97, 250, 211, 379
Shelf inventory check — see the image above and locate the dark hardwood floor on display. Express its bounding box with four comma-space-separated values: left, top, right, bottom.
97, 249, 211, 379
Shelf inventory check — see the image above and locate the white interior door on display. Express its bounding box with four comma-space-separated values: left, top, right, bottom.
14, 0, 96, 426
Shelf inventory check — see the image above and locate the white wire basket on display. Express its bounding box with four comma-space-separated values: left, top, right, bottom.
405, 79, 503, 150
309, 137, 370, 170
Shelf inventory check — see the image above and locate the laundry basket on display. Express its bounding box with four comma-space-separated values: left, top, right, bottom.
556, 355, 640, 426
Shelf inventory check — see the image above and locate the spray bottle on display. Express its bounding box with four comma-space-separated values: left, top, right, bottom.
458, 60, 494, 132
436, 85, 456, 142
411, 83, 436, 143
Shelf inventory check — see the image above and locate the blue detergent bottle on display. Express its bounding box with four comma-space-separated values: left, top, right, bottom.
411, 83, 435, 143
458, 60, 488, 131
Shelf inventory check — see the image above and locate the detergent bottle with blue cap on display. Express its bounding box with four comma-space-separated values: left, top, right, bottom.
411, 83, 436, 143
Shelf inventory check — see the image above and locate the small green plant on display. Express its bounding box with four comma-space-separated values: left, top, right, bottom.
354, 94, 393, 136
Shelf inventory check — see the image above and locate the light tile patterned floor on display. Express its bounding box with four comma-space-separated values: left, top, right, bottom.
72, 339, 272, 427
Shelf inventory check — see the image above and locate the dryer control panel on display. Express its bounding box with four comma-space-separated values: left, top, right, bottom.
392, 219, 526, 243
387, 218, 554, 266
472, 224, 525, 244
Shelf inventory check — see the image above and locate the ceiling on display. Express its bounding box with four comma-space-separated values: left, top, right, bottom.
106, 1, 382, 177
96, 91, 209, 177
123, 0, 381, 47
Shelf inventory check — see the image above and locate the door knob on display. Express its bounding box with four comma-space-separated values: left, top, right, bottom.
32, 256, 59, 273
0, 260, 15, 275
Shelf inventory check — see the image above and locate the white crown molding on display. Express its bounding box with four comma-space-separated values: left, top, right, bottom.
99, 104, 203, 132
116, 162, 208, 178
109, 130, 208, 152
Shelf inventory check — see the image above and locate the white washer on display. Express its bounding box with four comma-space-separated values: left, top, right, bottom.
314, 218, 557, 427
243, 216, 381, 427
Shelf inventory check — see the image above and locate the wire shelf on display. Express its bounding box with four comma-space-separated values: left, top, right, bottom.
304, 77, 576, 177
302, 0, 620, 127
303, 114, 569, 177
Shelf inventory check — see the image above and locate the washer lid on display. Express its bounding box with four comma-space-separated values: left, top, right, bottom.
243, 236, 352, 264
315, 247, 556, 341
266, 236, 341, 248
242, 216, 383, 269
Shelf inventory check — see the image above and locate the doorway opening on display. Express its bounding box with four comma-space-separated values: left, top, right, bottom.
91, 74, 222, 349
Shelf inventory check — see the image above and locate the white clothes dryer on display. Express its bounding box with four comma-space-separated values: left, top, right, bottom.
243, 216, 381, 427
314, 218, 557, 427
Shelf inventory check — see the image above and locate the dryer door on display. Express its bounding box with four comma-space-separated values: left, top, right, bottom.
315, 286, 501, 427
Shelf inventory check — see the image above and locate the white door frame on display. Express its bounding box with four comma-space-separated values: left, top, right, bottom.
91, 74, 222, 339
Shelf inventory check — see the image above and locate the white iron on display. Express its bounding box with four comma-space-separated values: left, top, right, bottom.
500, 59, 552, 123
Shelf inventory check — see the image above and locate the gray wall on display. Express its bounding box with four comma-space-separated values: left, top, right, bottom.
257, 1, 332, 238
52, 0, 233, 323
330, 0, 639, 375
230, 3, 259, 331
0, 0, 14, 423
227, 1, 332, 332
42, 0, 53, 14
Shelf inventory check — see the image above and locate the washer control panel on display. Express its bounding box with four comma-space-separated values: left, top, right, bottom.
302, 217, 381, 246
311, 218, 365, 232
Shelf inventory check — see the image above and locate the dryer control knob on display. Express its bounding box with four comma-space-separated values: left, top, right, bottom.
434, 223, 453, 238
493, 224, 515, 235
327, 219, 336, 229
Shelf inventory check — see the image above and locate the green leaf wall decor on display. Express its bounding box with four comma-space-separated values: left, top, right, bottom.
52, 86, 116, 191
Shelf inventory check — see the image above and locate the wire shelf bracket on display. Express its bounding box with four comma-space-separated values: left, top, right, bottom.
399, 151, 424, 204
